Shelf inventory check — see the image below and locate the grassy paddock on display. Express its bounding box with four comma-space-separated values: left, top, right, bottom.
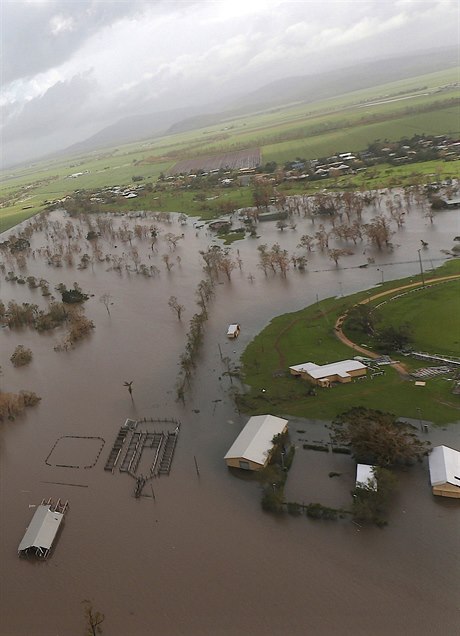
239, 261, 460, 425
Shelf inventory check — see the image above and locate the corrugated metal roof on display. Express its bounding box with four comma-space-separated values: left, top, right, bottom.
356, 464, 376, 490
429, 445, 460, 487
18, 505, 64, 553
224, 414, 288, 466
290, 360, 366, 379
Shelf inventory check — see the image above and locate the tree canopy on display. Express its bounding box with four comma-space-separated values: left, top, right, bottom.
330, 407, 430, 467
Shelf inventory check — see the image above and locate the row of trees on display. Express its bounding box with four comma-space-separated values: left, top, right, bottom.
176, 277, 215, 401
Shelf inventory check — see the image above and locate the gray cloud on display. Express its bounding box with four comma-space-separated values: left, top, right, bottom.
1, 0, 458, 167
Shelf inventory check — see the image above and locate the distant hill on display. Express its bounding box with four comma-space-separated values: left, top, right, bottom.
63, 47, 458, 155
61, 106, 205, 156
227, 47, 459, 112
168, 47, 459, 134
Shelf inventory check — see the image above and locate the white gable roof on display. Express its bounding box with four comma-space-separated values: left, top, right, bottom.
224, 414, 288, 466
289, 359, 366, 379
429, 445, 460, 487
18, 505, 64, 552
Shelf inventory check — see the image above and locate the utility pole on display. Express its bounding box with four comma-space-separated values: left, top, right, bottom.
417, 249, 425, 287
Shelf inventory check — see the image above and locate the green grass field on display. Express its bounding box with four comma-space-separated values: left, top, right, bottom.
239, 261, 460, 425
344, 279, 460, 358
1, 67, 459, 233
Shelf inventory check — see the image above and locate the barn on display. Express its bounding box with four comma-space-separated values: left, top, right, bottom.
224, 414, 288, 471
428, 445, 460, 498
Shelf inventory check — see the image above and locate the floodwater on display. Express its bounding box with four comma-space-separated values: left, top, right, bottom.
0, 198, 459, 635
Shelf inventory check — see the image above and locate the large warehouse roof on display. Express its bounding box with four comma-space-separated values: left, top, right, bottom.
224, 414, 288, 466
429, 445, 460, 488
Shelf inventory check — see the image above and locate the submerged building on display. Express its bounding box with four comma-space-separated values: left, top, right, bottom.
428, 445, 460, 498
18, 499, 68, 558
224, 414, 288, 471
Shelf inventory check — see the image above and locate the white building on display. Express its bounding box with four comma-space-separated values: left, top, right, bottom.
289, 359, 367, 387
224, 414, 288, 471
356, 464, 377, 490
428, 445, 460, 498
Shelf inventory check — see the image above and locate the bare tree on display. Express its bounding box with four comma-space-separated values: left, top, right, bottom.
124, 381, 134, 401
328, 248, 353, 267
82, 600, 105, 636
168, 296, 185, 320
162, 254, 174, 272
100, 293, 112, 315
297, 234, 314, 251
364, 215, 394, 250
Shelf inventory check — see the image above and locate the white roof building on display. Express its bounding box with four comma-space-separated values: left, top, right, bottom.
289, 360, 367, 385
356, 464, 377, 490
428, 445, 460, 498
224, 414, 288, 471
18, 500, 68, 558
226, 323, 240, 338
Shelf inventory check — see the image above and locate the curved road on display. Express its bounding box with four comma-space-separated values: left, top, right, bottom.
334, 273, 460, 376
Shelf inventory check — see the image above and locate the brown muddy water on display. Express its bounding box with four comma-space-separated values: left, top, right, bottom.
0, 200, 459, 635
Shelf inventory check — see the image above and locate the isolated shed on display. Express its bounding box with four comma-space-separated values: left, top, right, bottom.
18, 500, 67, 558
227, 323, 240, 339
428, 445, 460, 498
224, 414, 288, 471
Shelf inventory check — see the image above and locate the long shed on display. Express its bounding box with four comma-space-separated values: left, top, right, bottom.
18, 499, 68, 558
289, 360, 367, 386
428, 445, 460, 498
224, 414, 288, 471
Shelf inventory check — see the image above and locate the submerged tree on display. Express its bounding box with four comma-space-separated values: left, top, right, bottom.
352, 466, 398, 527
100, 293, 113, 316
168, 296, 185, 321
331, 407, 430, 467
10, 345, 33, 367
82, 600, 105, 636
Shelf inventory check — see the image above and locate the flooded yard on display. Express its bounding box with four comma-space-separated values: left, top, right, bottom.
0, 197, 459, 635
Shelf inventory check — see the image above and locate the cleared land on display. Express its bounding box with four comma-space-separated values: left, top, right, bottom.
169, 148, 261, 174
239, 261, 460, 425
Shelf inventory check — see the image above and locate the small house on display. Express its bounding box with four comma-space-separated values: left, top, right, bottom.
224, 414, 288, 471
227, 324, 240, 339
428, 445, 460, 498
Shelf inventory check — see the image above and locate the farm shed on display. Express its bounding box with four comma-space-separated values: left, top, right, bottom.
428, 445, 460, 498
224, 414, 288, 471
289, 360, 367, 386
227, 323, 240, 339
18, 499, 68, 558
356, 464, 377, 490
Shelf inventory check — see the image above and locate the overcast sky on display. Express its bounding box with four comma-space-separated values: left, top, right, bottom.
1, 0, 458, 167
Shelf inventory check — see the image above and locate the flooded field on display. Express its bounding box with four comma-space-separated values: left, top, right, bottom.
0, 196, 459, 635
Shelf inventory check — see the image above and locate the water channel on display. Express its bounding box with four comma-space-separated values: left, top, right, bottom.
0, 196, 459, 635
